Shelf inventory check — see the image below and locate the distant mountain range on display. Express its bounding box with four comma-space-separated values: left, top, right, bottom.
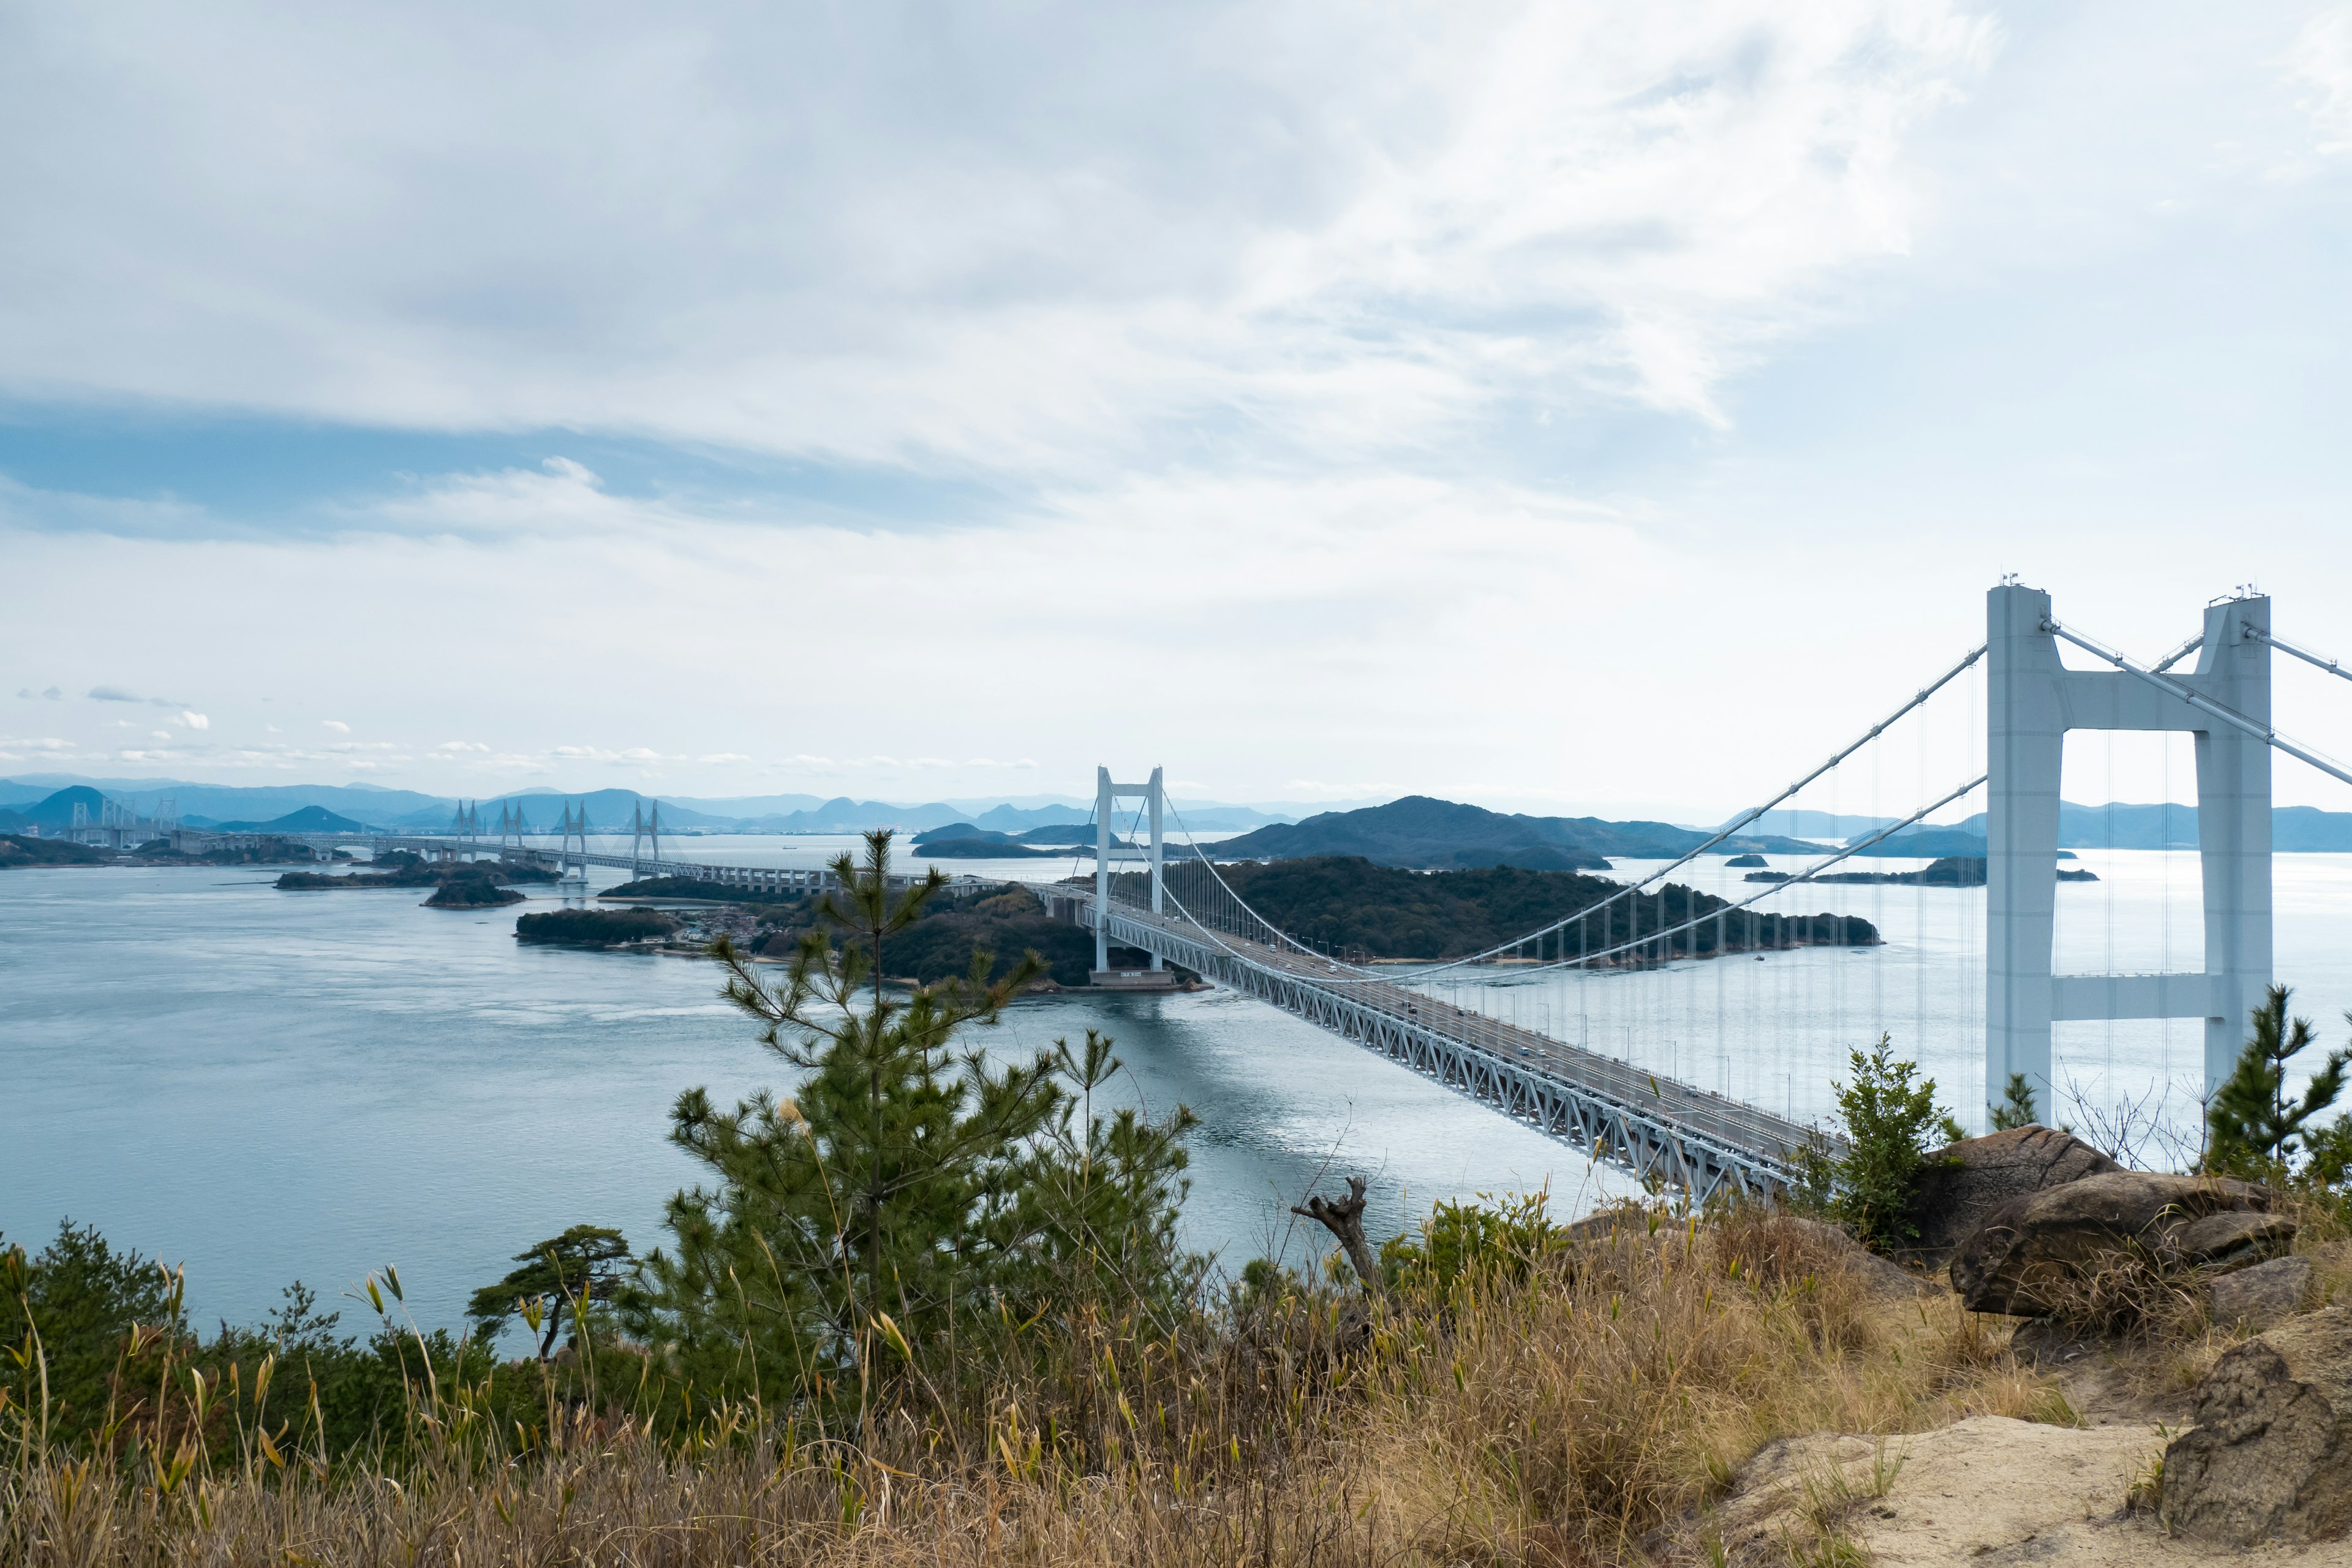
15, 772, 2352, 856
1855, 802, 2352, 854
0, 777, 1294, 836
1204, 796, 1835, 871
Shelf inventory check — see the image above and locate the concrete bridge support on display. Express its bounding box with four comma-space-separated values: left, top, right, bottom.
1986, 584, 2271, 1124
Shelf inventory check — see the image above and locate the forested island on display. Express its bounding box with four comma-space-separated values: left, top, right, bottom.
277, 853, 556, 906
516, 908, 680, 947
1104, 856, 1877, 960
1203, 795, 1833, 871
0, 834, 111, 868
552, 878, 1156, 985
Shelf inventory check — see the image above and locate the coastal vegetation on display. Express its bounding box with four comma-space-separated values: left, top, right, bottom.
0, 834, 108, 868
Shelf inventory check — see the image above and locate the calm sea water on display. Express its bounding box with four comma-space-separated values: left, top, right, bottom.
6, 840, 2349, 1338
0, 854, 1635, 1336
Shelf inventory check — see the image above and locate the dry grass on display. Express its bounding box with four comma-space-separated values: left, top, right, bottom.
0, 1207, 2071, 1568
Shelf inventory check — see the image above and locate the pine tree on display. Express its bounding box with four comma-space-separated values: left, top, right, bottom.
464, 1226, 631, 1362
2205, 985, 2350, 1180
1988, 1071, 2040, 1131
630, 830, 1196, 1417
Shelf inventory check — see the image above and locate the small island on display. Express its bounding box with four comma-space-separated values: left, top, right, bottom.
1724, 853, 1768, 868
277, 852, 557, 895
424, 876, 527, 908
907, 823, 1060, 859
516, 908, 679, 947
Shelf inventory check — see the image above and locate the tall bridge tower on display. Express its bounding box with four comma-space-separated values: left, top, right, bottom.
1986, 582, 2271, 1120
1093, 766, 1165, 980
628, 801, 662, 876
557, 800, 589, 880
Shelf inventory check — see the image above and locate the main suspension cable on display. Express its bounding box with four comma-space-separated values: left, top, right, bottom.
1149, 639, 1990, 984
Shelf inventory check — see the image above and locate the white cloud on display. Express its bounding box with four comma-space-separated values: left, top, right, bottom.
2289, 6, 2352, 154
696, 753, 752, 764
179, 711, 208, 730
0, 3, 1996, 473
322, 719, 350, 733
435, 740, 488, 752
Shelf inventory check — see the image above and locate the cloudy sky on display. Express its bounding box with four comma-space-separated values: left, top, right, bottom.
5, 1, 2350, 818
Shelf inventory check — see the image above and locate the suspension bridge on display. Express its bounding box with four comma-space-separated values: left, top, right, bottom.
153, 583, 2352, 1199
1040, 584, 2352, 1199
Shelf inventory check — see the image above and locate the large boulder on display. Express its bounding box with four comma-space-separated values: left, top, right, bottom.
2207, 1256, 2316, 1330
2163, 1305, 2352, 1544
1904, 1125, 2117, 1262
1948, 1170, 2288, 1316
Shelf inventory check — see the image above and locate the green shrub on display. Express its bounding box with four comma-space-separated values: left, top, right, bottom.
1806, 1036, 1964, 1252
1379, 1189, 1564, 1294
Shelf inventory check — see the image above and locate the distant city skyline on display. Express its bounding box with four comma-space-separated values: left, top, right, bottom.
7, 4, 2351, 820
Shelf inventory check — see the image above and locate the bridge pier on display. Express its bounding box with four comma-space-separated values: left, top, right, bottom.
1093, 765, 1166, 981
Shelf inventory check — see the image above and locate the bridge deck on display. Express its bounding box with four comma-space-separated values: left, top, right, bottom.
1053, 886, 1830, 1198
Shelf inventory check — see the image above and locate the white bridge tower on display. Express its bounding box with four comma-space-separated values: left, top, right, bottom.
557, 799, 590, 880
1986, 582, 2271, 1122
1094, 766, 1166, 983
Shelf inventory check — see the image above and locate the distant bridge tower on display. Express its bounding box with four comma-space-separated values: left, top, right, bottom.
450, 799, 482, 845
1986, 582, 2271, 1123
496, 799, 527, 853
628, 801, 662, 875
1093, 766, 1166, 978
155, 797, 178, 837
557, 800, 589, 880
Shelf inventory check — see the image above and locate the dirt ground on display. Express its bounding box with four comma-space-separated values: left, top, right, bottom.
1702, 1343, 2352, 1566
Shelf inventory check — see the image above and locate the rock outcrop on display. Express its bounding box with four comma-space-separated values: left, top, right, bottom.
1904, 1125, 2117, 1263
1948, 1170, 2288, 1316
2163, 1305, 2352, 1544
2207, 1256, 2315, 1330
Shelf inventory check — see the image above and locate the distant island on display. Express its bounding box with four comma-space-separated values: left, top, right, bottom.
1199, 796, 1834, 873
597, 875, 808, 903
907, 823, 1062, 859
516, 908, 679, 947
1101, 856, 1877, 960
1743, 858, 2095, 888
0, 834, 111, 869
276, 853, 556, 902
424, 877, 526, 908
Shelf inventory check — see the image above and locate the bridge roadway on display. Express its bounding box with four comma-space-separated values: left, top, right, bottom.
1044, 884, 1831, 1200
